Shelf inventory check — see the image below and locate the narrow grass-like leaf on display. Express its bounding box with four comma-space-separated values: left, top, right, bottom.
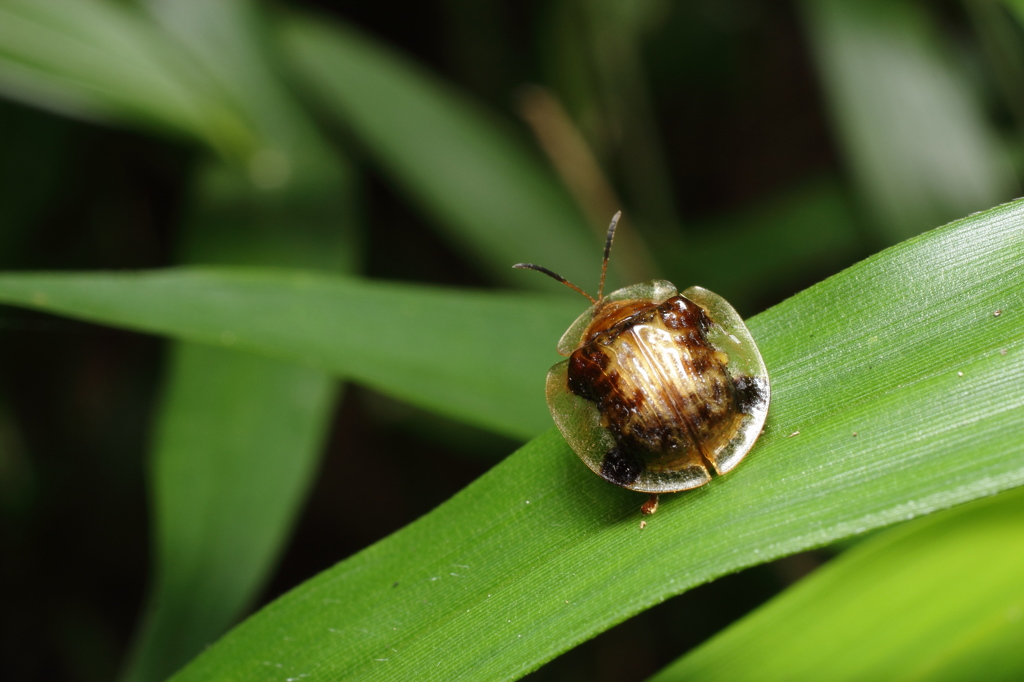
650, 487, 1024, 681
144, 0, 354, 195
0, 271, 578, 438
802, 0, 1016, 241
0, 0, 252, 156
279, 13, 604, 289
122, 346, 337, 682
159, 200, 1023, 681
3, 197, 1022, 678
117, 5, 361, 677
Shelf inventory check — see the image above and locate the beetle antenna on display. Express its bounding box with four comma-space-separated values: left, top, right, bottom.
598, 211, 621, 301
513, 263, 597, 304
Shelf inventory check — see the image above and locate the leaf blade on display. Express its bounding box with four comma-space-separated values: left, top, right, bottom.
0, 199, 1016, 678
801, 0, 1016, 241
117, 3, 361, 677
161, 199, 1024, 680
0, 0, 251, 155
123, 345, 337, 682
279, 12, 602, 289
650, 488, 1024, 681
0, 271, 578, 439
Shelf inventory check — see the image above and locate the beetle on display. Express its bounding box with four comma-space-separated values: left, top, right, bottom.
515, 212, 770, 514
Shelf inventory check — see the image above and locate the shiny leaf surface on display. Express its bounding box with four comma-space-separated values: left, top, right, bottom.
650, 487, 1024, 681
0, 198, 1021, 680
0, 271, 578, 439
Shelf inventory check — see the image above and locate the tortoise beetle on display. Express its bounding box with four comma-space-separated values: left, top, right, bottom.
515, 213, 770, 514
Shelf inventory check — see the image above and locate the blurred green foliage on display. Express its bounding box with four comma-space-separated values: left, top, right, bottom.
0, 1, 1023, 680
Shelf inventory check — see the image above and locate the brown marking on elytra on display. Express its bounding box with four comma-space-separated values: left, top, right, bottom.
566, 294, 745, 479
566, 347, 610, 402
582, 299, 659, 343
688, 352, 713, 375
660, 296, 711, 333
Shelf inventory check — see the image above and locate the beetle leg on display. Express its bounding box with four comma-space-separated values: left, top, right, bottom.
640, 493, 660, 515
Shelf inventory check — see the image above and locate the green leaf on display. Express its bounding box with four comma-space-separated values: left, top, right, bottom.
121, 346, 337, 682
2, 195, 1022, 678
278, 12, 604, 289
144, 0, 355, 195
170, 199, 1024, 680
650, 487, 1024, 681
0, 270, 578, 439
0, 0, 252, 156
113, 5, 362, 678
802, 0, 1016, 241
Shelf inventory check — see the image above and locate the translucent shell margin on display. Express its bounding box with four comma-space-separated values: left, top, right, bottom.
546, 280, 771, 493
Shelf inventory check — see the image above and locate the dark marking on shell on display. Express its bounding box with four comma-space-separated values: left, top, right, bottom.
660, 297, 711, 333
583, 299, 658, 344
712, 380, 724, 402
695, 401, 713, 428
567, 348, 609, 401
689, 352, 712, 375
734, 375, 768, 415
600, 445, 644, 485
603, 382, 634, 428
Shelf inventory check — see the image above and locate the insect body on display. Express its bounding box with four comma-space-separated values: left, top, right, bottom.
515, 213, 769, 512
